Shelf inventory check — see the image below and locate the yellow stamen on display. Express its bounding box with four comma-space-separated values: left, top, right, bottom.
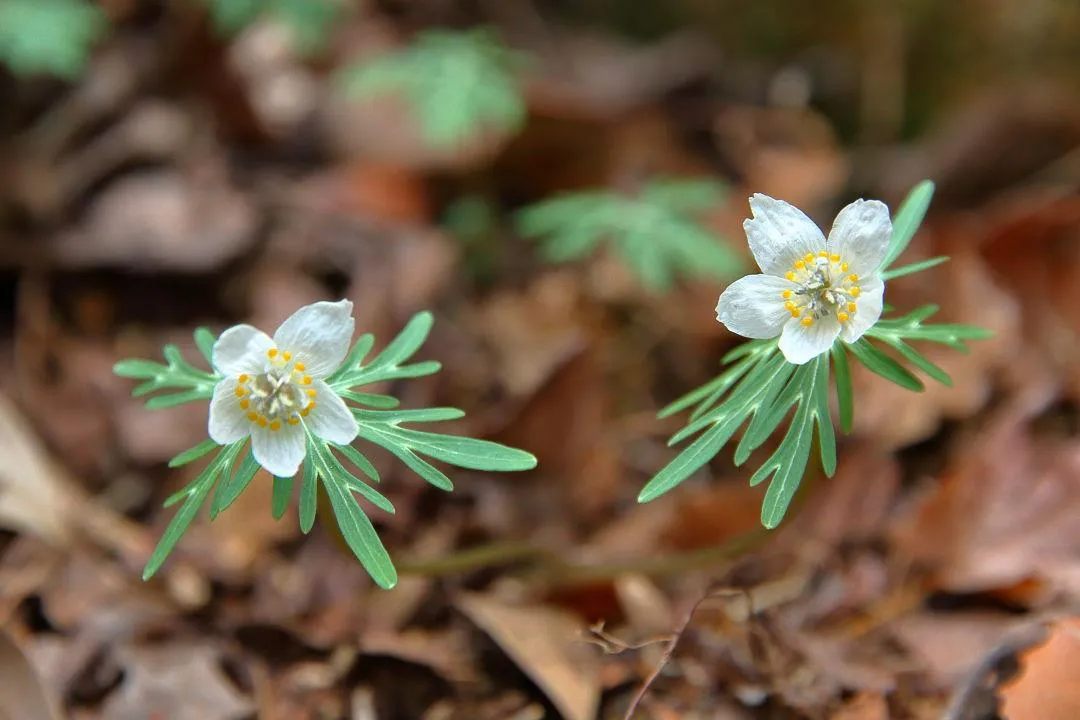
302, 375, 312, 385
840, 262, 849, 272
804, 253, 814, 263
782, 289, 793, 299
294, 362, 305, 371
238, 374, 249, 383
268, 348, 278, 359
282, 351, 292, 361
305, 389, 317, 397
818, 251, 828, 258
785, 271, 796, 281
847, 302, 857, 313
240, 399, 250, 410
794, 260, 806, 270
838, 312, 849, 322
270, 420, 281, 431
830, 253, 840, 262
784, 301, 796, 311
800, 316, 814, 327
288, 417, 300, 425
849, 286, 861, 297
246, 411, 258, 422
849, 274, 859, 282
257, 416, 268, 427
234, 386, 246, 397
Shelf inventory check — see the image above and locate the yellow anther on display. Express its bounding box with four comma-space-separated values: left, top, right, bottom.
838, 312, 849, 322
782, 289, 793, 299
294, 362, 305, 371
238, 374, 249, 383
288, 417, 300, 425
240, 399, 250, 410
800, 316, 814, 327
849, 273, 859, 282
804, 253, 814, 262
789, 307, 801, 318
257, 416, 268, 427
282, 351, 292, 361
302, 375, 312, 385
785, 271, 796, 281
300, 407, 311, 417
246, 411, 258, 422
794, 260, 805, 270
784, 300, 796, 311
849, 286, 861, 297
270, 420, 281, 431
305, 389, 317, 397
818, 251, 828, 258
840, 262, 849, 272
829, 253, 840, 262
847, 302, 857, 313
234, 386, 246, 397
268, 348, 278, 359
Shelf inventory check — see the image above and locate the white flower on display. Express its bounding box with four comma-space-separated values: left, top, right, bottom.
716, 194, 891, 364
207, 300, 359, 477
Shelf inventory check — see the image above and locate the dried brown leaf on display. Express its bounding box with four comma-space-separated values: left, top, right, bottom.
0, 628, 61, 720
1000, 618, 1080, 720
456, 592, 600, 720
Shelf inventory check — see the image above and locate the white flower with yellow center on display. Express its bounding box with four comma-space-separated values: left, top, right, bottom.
716, 194, 891, 364
207, 300, 358, 477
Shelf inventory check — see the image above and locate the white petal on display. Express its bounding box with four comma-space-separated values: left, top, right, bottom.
778, 315, 841, 365
716, 274, 795, 339
273, 300, 355, 378
207, 377, 252, 444
744, 194, 827, 276
306, 381, 358, 444
839, 275, 885, 343
250, 423, 307, 478
826, 199, 891, 275
213, 325, 274, 376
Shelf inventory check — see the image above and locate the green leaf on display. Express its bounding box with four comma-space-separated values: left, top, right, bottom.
272, 475, 293, 520
517, 177, 743, 291
168, 439, 220, 468
752, 355, 834, 528
329, 312, 441, 392
880, 180, 934, 271
322, 471, 398, 589
115, 340, 221, 409
331, 443, 381, 483
0, 0, 107, 79
202, 0, 341, 54
210, 449, 260, 519
830, 344, 854, 434
336, 28, 526, 147
144, 442, 243, 579
309, 442, 394, 515
880, 255, 950, 281
845, 338, 924, 392
299, 453, 317, 534
193, 327, 216, 367
882, 337, 953, 385
339, 391, 400, 409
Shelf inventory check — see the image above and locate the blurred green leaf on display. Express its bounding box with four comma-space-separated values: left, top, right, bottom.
202, 0, 343, 54
336, 28, 526, 147
517, 178, 743, 291
0, 0, 106, 79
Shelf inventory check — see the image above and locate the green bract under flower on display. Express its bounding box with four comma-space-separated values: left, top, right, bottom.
716, 194, 891, 364
208, 300, 358, 478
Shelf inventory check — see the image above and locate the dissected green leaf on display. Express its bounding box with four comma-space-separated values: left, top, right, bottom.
830, 344, 854, 434
201, 0, 342, 54
846, 338, 924, 391
329, 312, 441, 391
0, 0, 106, 79
194, 327, 216, 367
168, 439, 220, 469
880, 255, 949, 281
880, 179, 934, 271
272, 475, 293, 520
115, 340, 220, 409
322, 469, 398, 589
517, 178, 743, 291
210, 449, 260, 519
299, 451, 317, 534
336, 28, 526, 147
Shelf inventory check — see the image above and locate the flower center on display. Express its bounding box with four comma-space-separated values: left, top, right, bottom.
781, 251, 862, 327
233, 349, 317, 431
